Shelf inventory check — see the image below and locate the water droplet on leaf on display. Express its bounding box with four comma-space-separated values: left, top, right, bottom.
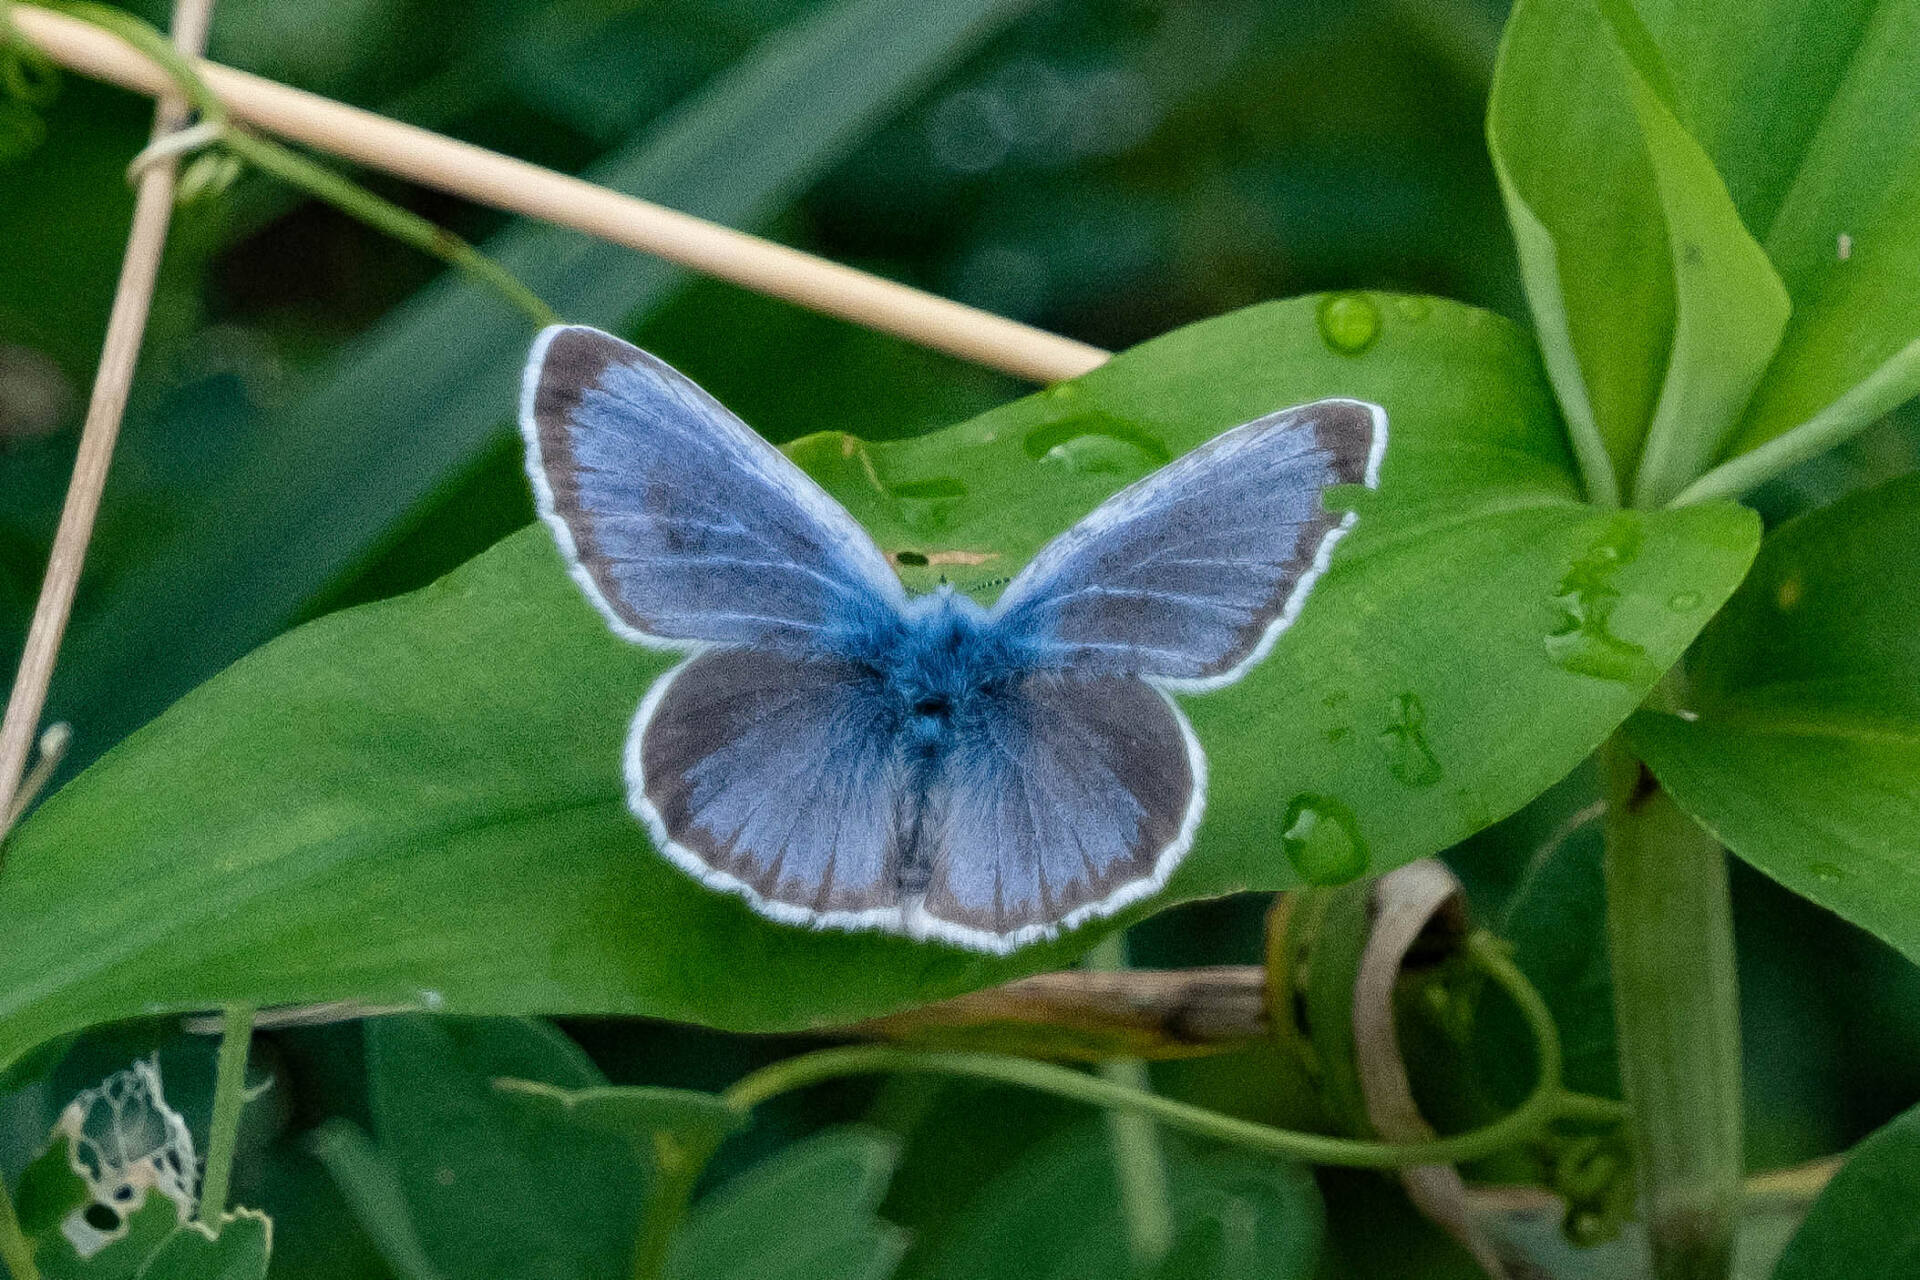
1545, 515, 1653, 682
1392, 295, 1432, 321
1023, 412, 1169, 477
1376, 692, 1443, 787
1317, 292, 1380, 354
1041, 434, 1157, 474
885, 475, 968, 534
1281, 794, 1368, 886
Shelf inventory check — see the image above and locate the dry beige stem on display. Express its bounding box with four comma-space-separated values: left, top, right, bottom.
1353, 860, 1513, 1280
10, 5, 1110, 385
854, 965, 1268, 1060
0, 0, 217, 843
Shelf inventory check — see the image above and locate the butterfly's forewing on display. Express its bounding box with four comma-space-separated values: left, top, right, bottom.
521, 325, 905, 649
990, 399, 1386, 689
916, 673, 1202, 950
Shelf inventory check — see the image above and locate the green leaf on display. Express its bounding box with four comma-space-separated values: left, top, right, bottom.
351, 1016, 644, 1280
131, 1212, 271, 1280
34, 1194, 181, 1280
1488, 0, 1671, 504
1629, 473, 1920, 961
1772, 1101, 1920, 1280
1614, 9, 1789, 508
1488, 0, 1789, 507
13, 1136, 91, 1243
906, 1121, 1322, 1280
47, 0, 1044, 765
306, 1121, 448, 1280
0, 296, 1760, 1056
667, 1128, 907, 1280
492, 1078, 742, 1165
1640, 0, 1920, 501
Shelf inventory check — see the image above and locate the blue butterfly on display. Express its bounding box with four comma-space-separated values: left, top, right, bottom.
520, 326, 1386, 953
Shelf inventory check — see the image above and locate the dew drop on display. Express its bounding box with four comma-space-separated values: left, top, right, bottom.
1317, 292, 1380, 355
1392, 295, 1432, 322
1041, 434, 1157, 474
1809, 861, 1846, 883
1376, 692, 1443, 787
1023, 412, 1169, 477
886, 475, 968, 534
1667, 590, 1702, 611
1545, 514, 1653, 683
1280, 794, 1369, 886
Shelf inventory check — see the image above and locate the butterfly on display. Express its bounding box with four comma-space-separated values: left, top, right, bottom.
520, 326, 1386, 953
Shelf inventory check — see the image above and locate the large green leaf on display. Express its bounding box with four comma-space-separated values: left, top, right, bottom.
45, 0, 1042, 764
1771, 1100, 1920, 1280
1629, 473, 1920, 961
1633, 0, 1920, 499
1487, 0, 1789, 507
0, 297, 1759, 1062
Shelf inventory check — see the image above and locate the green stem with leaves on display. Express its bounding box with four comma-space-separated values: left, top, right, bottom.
1602, 670, 1743, 1280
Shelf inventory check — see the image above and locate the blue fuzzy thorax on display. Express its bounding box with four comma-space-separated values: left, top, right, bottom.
830, 583, 1031, 760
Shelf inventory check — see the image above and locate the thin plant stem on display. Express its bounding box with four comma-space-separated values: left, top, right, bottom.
9, 2, 1109, 383
29, 2, 556, 328
196, 1004, 255, 1228
1602, 668, 1742, 1280
0, 1167, 39, 1280
224, 131, 557, 327
629, 1134, 709, 1280
724, 933, 1580, 1172
0, 0, 211, 851
1086, 933, 1173, 1269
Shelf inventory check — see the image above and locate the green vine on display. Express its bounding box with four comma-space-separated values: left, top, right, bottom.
726, 932, 1596, 1169
23, 1, 557, 328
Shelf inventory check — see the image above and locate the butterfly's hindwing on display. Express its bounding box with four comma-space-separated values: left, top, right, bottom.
633, 647, 909, 920
916, 673, 1201, 947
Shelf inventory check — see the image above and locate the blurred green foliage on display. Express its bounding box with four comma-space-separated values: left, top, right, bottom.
2, 0, 1918, 1277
